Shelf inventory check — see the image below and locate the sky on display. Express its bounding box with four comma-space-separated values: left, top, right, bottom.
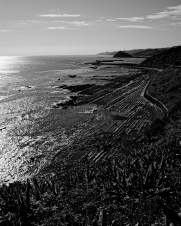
0, 0, 181, 55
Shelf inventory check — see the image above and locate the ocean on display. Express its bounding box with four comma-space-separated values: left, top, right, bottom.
0, 55, 101, 184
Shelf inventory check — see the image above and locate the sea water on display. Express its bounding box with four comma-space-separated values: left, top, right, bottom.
0, 55, 99, 184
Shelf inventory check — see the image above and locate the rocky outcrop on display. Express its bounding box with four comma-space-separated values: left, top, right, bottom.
113, 51, 132, 58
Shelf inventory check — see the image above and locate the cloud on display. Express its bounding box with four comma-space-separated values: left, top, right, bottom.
70, 21, 89, 26
0, 29, 12, 32
106, 19, 116, 22
62, 21, 89, 26
117, 17, 144, 22
170, 22, 181, 26
147, 14, 167, 20
95, 20, 103, 22
48, 27, 69, 30
118, 25, 153, 29
27, 20, 46, 23
167, 5, 181, 10
39, 14, 81, 18
51, 21, 89, 26
147, 5, 181, 20
17, 20, 46, 25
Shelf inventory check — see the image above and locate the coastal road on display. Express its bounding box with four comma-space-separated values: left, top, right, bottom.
52, 68, 169, 167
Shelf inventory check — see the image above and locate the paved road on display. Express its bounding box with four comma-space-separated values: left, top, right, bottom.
141, 77, 169, 120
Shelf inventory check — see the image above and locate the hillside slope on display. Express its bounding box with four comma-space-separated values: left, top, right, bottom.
132, 48, 169, 57
125, 49, 145, 55
140, 46, 181, 68
97, 49, 144, 55
96, 48, 170, 57
148, 68, 181, 112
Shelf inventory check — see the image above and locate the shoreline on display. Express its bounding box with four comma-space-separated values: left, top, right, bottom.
0, 55, 149, 185
0, 63, 146, 185
37, 66, 153, 178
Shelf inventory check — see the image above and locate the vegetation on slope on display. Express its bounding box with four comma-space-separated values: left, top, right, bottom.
113, 51, 132, 58
1, 135, 181, 225
140, 46, 181, 68
125, 49, 146, 55
1, 104, 181, 226
132, 48, 169, 58
148, 68, 181, 111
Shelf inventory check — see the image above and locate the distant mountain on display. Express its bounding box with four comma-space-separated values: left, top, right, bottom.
96, 50, 144, 56
96, 51, 118, 55
124, 49, 145, 55
96, 47, 171, 58
131, 48, 169, 57
140, 46, 181, 68
113, 51, 132, 58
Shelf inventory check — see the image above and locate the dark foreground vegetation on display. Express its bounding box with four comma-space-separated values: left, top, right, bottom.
1, 105, 181, 225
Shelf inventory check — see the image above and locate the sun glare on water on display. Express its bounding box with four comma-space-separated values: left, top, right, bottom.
0, 56, 24, 74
